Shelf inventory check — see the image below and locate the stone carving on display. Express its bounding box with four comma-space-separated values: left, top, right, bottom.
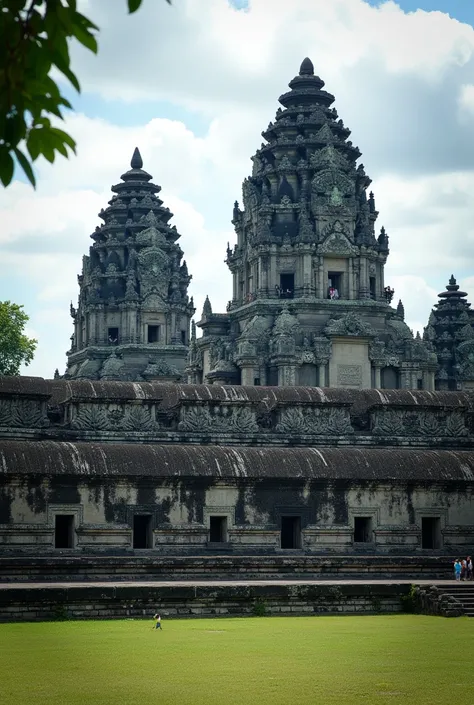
275, 407, 353, 435
337, 364, 362, 387
0, 399, 48, 428
446, 412, 468, 437
178, 406, 258, 434
71, 404, 111, 431
121, 405, 157, 432
325, 313, 374, 338
371, 409, 468, 437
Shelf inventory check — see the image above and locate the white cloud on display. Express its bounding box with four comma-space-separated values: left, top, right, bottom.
1, 0, 474, 377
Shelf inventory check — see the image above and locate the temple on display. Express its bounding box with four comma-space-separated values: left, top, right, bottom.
424, 276, 474, 391
188, 58, 440, 390
65, 148, 195, 382
0, 59, 473, 600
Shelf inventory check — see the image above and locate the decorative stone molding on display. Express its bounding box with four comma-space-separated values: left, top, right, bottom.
178, 405, 259, 434
0, 398, 49, 429
275, 406, 353, 435
371, 408, 468, 437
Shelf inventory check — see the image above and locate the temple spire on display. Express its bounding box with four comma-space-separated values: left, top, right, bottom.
299, 57, 314, 76
130, 147, 143, 170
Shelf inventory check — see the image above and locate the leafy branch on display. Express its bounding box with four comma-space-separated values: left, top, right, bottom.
0, 0, 171, 188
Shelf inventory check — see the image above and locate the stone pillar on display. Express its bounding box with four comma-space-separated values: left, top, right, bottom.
278, 364, 297, 386
318, 259, 325, 299
348, 258, 354, 300
89, 310, 97, 345
303, 253, 311, 295
241, 366, 256, 386
270, 249, 277, 294
359, 256, 369, 298
373, 365, 382, 389
318, 363, 327, 387
129, 305, 137, 344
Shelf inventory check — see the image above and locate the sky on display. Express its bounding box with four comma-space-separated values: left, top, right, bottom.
1, 0, 474, 378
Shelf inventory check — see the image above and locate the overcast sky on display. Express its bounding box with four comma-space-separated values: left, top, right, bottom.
1, 0, 474, 377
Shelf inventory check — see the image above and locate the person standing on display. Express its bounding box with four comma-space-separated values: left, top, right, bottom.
467, 556, 473, 581
153, 613, 162, 630
454, 559, 462, 581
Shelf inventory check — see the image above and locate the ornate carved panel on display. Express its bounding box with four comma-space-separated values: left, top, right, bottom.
337, 364, 362, 387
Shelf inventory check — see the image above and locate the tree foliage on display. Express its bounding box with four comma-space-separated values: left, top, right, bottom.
0, 0, 171, 189
0, 301, 37, 376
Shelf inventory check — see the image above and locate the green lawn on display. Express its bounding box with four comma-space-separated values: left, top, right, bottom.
0, 615, 472, 705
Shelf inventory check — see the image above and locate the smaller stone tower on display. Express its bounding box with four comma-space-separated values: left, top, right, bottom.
65, 148, 195, 381
424, 275, 474, 390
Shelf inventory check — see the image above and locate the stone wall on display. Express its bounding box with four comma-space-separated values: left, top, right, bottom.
0, 582, 409, 623
0, 554, 453, 582
0, 377, 473, 556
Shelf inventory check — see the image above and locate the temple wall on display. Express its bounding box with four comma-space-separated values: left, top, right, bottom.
1, 477, 473, 554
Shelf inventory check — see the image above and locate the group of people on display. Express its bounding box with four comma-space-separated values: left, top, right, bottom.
328, 287, 340, 300
454, 557, 473, 581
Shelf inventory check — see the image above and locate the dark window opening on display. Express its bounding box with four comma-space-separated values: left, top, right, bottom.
354, 517, 373, 543
181, 330, 186, 345
421, 517, 441, 550
254, 377, 261, 386
55, 515, 74, 549
267, 367, 278, 386
281, 516, 301, 549
328, 272, 342, 299
147, 325, 160, 343
279, 273, 294, 299
133, 514, 153, 549
369, 276, 376, 299
209, 516, 227, 543
108, 327, 119, 345
417, 378, 423, 390
381, 367, 399, 389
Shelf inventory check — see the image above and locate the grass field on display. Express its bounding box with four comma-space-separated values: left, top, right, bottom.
0, 615, 473, 705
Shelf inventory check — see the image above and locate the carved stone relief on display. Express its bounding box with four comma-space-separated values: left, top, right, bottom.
0, 399, 49, 428
371, 409, 468, 437
178, 406, 259, 434
275, 407, 353, 435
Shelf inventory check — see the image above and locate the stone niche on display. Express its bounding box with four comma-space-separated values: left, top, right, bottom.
329, 338, 371, 389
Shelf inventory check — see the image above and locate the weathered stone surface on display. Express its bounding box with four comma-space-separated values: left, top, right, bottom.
191, 58, 441, 392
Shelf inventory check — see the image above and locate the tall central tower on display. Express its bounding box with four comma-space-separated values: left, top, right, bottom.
65, 149, 195, 382
229, 55, 387, 304
190, 59, 437, 390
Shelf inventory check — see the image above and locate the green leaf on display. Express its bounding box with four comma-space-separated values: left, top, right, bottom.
71, 17, 99, 54
128, 0, 143, 12
49, 127, 76, 152
13, 147, 36, 188
0, 150, 15, 187
51, 51, 81, 92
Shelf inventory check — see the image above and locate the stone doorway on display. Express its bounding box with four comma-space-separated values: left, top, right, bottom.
133, 514, 153, 549
421, 517, 442, 549
280, 516, 301, 549
54, 514, 75, 549
209, 516, 228, 543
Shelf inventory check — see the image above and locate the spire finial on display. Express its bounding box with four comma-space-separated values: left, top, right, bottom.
299, 57, 314, 76
130, 147, 143, 170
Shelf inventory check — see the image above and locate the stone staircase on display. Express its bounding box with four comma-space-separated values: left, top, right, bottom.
436, 582, 474, 616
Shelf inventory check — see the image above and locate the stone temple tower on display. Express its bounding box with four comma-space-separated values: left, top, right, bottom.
65, 148, 195, 381
424, 276, 474, 390
189, 58, 437, 389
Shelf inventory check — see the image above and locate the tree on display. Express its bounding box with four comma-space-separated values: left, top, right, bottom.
0, 301, 37, 375
0, 0, 171, 189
